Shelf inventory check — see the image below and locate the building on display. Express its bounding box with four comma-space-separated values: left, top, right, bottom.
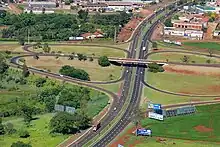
24, 8, 54, 14
80, 30, 104, 39
171, 14, 208, 31
213, 23, 220, 37
23, 1, 57, 9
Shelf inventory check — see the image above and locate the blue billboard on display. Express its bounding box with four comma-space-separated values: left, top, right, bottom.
136, 128, 152, 136
153, 104, 161, 110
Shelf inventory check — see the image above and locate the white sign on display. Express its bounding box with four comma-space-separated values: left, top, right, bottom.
148, 112, 164, 121
148, 103, 154, 109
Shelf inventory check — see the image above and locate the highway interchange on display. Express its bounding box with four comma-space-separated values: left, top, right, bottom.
6, 1, 220, 146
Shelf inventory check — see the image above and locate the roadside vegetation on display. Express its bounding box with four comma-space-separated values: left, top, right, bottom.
0, 53, 109, 146
0, 10, 131, 42
149, 53, 220, 64
183, 42, 220, 51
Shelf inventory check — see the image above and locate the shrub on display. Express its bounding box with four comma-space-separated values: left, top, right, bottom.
18, 129, 30, 138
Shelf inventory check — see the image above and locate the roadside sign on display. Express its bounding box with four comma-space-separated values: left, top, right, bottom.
148, 112, 164, 121
136, 128, 152, 136
153, 104, 161, 110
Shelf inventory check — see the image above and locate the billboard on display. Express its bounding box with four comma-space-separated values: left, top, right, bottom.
136, 128, 152, 136
54, 104, 65, 112
177, 106, 196, 115
148, 103, 162, 110
65, 106, 76, 114
148, 112, 164, 121
153, 104, 162, 110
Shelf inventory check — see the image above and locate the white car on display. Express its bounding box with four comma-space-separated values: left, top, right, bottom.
60, 53, 64, 56
60, 74, 64, 77
114, 107, 117, 111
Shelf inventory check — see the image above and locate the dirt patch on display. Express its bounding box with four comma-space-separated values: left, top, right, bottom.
151, 23, 163, 41
208, 85, 220, 93
194, 125, 213, 132
164, 65, 220, 77
139, 9, 153, 17
214, 98, 220, 100
117, 17, 143, 42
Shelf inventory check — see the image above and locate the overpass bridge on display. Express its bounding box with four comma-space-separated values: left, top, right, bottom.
109, 58, 167, 66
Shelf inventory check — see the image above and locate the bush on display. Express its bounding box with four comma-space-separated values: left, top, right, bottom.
18, 129, 30, 138
98, 56, 110, 67
59, 65, 90, 81
148, 63, 164, 73
4, 123, 16, 134
11, 141, 32, 147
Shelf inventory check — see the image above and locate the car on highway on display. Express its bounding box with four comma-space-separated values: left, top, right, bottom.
59, 74, 64, 77
114, 107, 117, 111
60, 53, 64, 56
143, 47, 146, 51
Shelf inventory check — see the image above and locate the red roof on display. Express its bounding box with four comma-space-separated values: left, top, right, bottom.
93, 31, 103, 35
80, 33, 92, 38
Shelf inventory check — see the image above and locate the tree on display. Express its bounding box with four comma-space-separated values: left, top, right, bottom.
0, 117, 4, 135
68, 55, 74, 60
18, 129, 30, 138
20, 104, 33, 123
152, 42, 157, 48
78, 10, 88, 21
77, 53, 87, 61
64, 0, 70, 5
4, 123, 16, 134
206, 59, 211, 64
208, 49, 213, 57
89, 57, 93, 62
164, 18, 173, 27
50, 112, 77, 134
42, 43, 51, 53
180, 55, 190, 63
74, 110, 91, 130
0, 53, 9, 74
59, 65, 90, 81
35, 78, 47, 87
22, 63, 30, 77
98, 56, 110, 67
11, 141, 32, 147
132, 109, 143, 129
18, 35, 25, 45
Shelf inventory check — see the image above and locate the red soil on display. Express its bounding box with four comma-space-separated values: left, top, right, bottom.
164, 66, 199, 75
194, 125, 213, 133
208, 85, 220, 93
214, 98, 220, 100
164, 65, 220, 77
117, 17, 143, 42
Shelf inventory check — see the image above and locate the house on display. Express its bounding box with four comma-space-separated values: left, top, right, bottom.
23, 1, 57, 9
80, 31, 104, 39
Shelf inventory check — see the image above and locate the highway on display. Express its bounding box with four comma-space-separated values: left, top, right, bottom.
8, 1, 220, 146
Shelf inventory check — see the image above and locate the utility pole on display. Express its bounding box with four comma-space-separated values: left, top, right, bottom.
27, 28, 30, 44
114, 25, 117, 43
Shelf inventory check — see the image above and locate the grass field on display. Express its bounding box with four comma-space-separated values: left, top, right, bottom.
25, 56, 123, 81
0, 44, 22, 51
183, 42, 220, 51
1, 68, 109, 146
1, 113, 69, 147
146, 72, 220, 95
32, 45, 126, 57
140, 103, 220, 142
149, 53, 220, 64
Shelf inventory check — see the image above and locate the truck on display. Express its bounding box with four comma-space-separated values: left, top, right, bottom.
93, 122, 101, 132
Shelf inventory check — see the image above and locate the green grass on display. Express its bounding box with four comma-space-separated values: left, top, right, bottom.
183, 42, 220, 51
149, 53, 220, 64
1, 113, 69, 147
98, 83, 121, 94
127, 136, 220, 147
25, 56, 123, 81
32, 45, 126, 57
140, 103, 220, 142
146, 72, 220, 95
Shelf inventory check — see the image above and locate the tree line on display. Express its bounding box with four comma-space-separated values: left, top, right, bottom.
0, 10, 131, 41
